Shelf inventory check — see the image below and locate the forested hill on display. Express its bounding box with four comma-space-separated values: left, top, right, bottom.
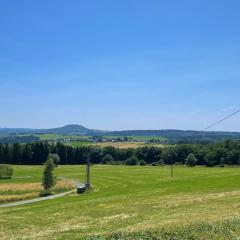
103, 130, 240, 143
0, 125, 104, 135
1, 125, 240, 143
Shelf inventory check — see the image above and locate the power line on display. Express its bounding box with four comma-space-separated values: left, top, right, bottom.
201, 108, 240, 131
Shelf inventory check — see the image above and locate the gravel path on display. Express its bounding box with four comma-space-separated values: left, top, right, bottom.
0, 179, 84, 208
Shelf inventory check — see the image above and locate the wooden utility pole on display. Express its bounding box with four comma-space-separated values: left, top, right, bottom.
77, 156, 91, 194
170, 158, 173, 178
85, 158, 91, 189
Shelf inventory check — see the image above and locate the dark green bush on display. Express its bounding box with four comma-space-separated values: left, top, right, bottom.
0, 164, 14, 179
39, 189, 52, 197
102, 154, 114, 164
185, 153, 197, 167
139, 159, 146, 165
125, 156, 139, 165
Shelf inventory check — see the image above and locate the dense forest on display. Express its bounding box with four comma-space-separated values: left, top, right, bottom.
0, 135, 40, 144
0, 140, 240, 167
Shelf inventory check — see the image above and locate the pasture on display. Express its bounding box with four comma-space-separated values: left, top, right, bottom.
70, 141, 166, 148
1, 165, 240, 239
20, 134, 168, 149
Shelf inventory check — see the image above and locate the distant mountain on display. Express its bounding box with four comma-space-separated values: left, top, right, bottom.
0, 124, 104, 135
1, 125, 240, 143
38, 124, 95, 135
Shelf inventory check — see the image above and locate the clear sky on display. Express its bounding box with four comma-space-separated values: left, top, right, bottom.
1, 0, 240, 131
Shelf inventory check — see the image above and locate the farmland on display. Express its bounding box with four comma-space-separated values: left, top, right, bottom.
0, 165, 75, 203
70, 141, 166, 149
17, 133, 168, 148
1, 165, 240, 239
14, 133, 168, 149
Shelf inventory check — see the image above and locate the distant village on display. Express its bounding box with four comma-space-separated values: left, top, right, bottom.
59, 136, 130, 144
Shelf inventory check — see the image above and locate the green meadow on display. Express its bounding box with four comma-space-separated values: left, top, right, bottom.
1, 165, 240, 239
22, 134, 90, 141
102, 135, 168, 142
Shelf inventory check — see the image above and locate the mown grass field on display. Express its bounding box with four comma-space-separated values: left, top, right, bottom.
1, 165, 240, 239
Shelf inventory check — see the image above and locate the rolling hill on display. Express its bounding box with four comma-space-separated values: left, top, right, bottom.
1, 124, 240, 143
0, 124, 103, 135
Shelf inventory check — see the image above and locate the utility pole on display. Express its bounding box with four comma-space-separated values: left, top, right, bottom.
170, 158, 173, 178
77, 155, 91, 194
170, 163, 173, 178
85, 157, 91, 189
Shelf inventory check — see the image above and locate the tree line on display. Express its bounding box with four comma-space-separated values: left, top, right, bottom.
0, 140, 240, 166
0, 135, 40, 144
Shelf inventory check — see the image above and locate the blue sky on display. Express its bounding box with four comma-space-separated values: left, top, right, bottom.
1, 0, 240, 131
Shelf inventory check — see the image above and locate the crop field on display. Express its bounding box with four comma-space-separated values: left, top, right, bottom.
0, 166, 75, 203
103, 135, 169, 142
69, 141, 91, 147
33, 134, 168, 143
92, 142, 167, 149
1, 165, 240, 239
70, 141, 166, 148
20, 134, 90, 141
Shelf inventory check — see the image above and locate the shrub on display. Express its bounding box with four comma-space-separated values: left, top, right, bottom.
42, 157, 56, 192
139, 159, 146, 166
102, 154, 114, 164
125, 156, 139, 165
204, 151, 218, 167
220, 157, 225, 167
39, 189, 52, 197
185, 153, 197, 167
0, 164, 14, 179
158, 159, 165, 166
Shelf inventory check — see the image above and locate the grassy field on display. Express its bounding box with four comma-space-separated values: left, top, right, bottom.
28, 134, 168, 143
20, 134, 169, 149
70, 141, 166, 148
20, 134, 90, 141
103, 135, 168, 142
0, 166, 75, 203
69, 141, 91, 147
1, 165, 240, 239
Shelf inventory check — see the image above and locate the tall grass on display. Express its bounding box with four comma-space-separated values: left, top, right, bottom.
88, 218, 240, 240
0, 180, 74, 203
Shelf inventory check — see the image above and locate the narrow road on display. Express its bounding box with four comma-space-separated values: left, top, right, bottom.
0, 179, 84, 208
